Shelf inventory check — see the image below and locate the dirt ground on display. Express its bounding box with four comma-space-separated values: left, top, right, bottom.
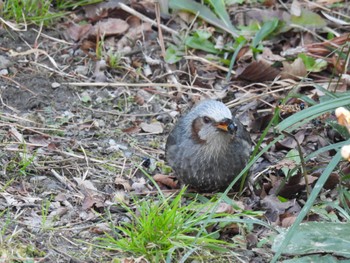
0, 27, 170, 261
1, 26, 255, 261
0, 3, 349, 261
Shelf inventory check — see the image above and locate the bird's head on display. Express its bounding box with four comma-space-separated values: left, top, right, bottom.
187, 100, 237, 143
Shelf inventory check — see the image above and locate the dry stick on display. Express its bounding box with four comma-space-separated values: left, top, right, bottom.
230, 83, 275, 109
48, 235, 85, 263
2, 125, 52, 139
226, 79, 336, 108
0, 17, 27, 31
30, 61, 88, 80
0, 75, 37, 95
50, 169, 76, 191
184, 55, 236, 75
9, 48, 60, 70
155, 1, 166, 57
34, 21, 44, 49
154, 0, 182, 91
226, 85, 296, 108
79, 145, 90, 181
31, 28, 74, 45
57, 150, 124, 169
81, 105, 162, 117
0, 119, 63, 137
65, 81, 185, 88
0, 94, 20, 113
1, 142, 52, 149
118, 2, 178, 36
290, 24, 329, 43
305, 0, 350, 20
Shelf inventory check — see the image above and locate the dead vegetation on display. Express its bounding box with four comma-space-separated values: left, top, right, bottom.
0, 0, 350, 262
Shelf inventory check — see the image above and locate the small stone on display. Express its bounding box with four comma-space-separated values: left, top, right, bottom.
51, 82, 60, 89
0, 69, 8, 76
0, 55, 11, 69
75, 65, 89, 75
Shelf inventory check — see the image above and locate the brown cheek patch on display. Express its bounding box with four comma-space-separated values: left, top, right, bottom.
191, 117, 206, 144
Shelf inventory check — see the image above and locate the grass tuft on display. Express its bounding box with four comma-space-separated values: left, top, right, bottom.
98, 188, 237, 261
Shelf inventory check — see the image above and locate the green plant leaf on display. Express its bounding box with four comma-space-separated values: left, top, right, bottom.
251, 18, 279, 49
165, 44, 184, 64
226, 0, 244, 4
226, 36, 247, 80
283, 254, 346, 263
169, 0, 239, 37
272, 222, 350, 258
291, 9, 327, 29
206, 0, 233, 32
271, 151, 343, 262
298, 53, 328, 72
281, 149, 301, 177
185, 30, 218, 53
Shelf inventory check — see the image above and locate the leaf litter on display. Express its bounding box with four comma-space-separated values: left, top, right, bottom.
0, 0, 350, 261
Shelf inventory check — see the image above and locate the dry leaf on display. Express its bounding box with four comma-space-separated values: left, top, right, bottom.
28, 135, 49, 147
140, 121, 164, 134
9, 126, 24, 142
281, 57, 307, 79
215, 202, 234, 214
132, 178, 148, 193
74, 178, 98, 191
276, 130, 305, 150
64, 23, 92, 42
291, 0, 302, 16
82, 194, 105, 210
90, 222, 111, 234
261, 195, 296, 223
281, 214, 297, 227
153, 174, 178, 189
82, 0, 122, 21
236, 60, 280, 82
246, 233, 258, 249
114, 178, 131, 191
91, 18, 129, 37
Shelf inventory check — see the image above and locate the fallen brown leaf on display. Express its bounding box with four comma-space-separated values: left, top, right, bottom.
140, 121, 164, 134
236, 60, 281, 82
281, 57, 307, 80
153, 174, 178, 189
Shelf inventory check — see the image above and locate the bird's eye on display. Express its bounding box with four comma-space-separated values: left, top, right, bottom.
203, 116, 211, 124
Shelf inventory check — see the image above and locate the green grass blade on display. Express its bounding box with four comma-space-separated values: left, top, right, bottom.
169, 0, 239, 37
251, 18, 279, 49
206, 0, 236, 34
305, 140, 348, 161
271, 150, 343, 262
277, 95, 350, 132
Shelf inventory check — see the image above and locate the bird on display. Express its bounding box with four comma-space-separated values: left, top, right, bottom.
165, 100, 251, 192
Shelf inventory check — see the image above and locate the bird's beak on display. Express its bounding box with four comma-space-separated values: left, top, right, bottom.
215, 118, 237, 134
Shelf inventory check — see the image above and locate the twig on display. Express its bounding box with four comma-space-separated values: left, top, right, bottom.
81, 105, 163, 116
50, 169, 76, 191
155, 1, 166, 57
57, 150, 124, 169
64, 81, 191, 89
118, 3, 178, 36
0, 75, 37, 95
184, 55, 236, 74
